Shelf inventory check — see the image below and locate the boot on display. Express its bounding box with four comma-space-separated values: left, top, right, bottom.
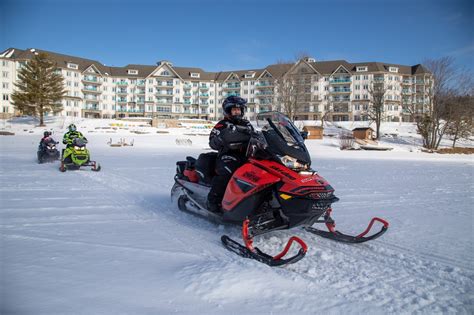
207, 193, 222, 213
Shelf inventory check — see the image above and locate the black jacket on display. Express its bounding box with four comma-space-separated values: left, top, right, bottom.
209, 118, 254, 155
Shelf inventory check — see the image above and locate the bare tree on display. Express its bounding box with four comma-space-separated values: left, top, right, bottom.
445, 94, 474, 147
275, 72, 309, 120
407, 57, 463, 150
365, 81, 388, 139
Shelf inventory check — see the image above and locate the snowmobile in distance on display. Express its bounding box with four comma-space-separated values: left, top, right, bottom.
60, 137, 101, 172
171, 111, 389, 267
37, 137, 60, 163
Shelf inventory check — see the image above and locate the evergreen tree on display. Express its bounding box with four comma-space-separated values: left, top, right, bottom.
11, 52, 66, 126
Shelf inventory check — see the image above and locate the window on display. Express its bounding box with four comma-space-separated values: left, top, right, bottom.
363, 75, 369, 80
128, 69, 138, 75
161, 70, 170, 76
67, 63, 78, 69
2, 71, 8, 78
356, 66, 368, 72
355, 85, 360, 90
389, 67, 399, 73
3, 94, 9, 100
2, 83, 8, 89
245, 73, 255, 78
190, 73, 200, 78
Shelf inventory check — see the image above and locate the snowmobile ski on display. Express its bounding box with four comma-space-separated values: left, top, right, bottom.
305, 209, 389, 243
221, 219, 308, 267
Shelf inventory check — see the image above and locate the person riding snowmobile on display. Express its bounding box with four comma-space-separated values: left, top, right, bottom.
63, 124, 87, 148
62, 124, 87, 159
39, 131, 53, 146
207, 96, 254, 213
37, 131, 60, 162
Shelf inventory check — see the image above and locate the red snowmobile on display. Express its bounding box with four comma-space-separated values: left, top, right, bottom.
171, 112, 389, 267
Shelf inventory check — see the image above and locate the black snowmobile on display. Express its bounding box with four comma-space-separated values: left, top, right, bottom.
37, 137, 60, 163
171, 112, 389, 267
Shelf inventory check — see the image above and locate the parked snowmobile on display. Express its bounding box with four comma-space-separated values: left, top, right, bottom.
171, 112, 389, 267
60, 137, 101, 172
37, 138, 60, 163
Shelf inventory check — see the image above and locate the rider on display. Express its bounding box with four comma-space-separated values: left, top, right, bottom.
207, 96, 254, 213
63, 124, 87, 148
39, 131, 52, 147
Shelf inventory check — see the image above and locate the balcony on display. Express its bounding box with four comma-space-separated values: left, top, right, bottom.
200, 84, 209, 90
82, 86, 101, 94
255, 91, 273, 96
224, 83, 241, 89
184, 84, 192, 89
156, 99, 172, 104
137, 80, 146, 86
200, 93, 209, 97
225, 92, 240, 97
331, 88, 351, 93
82, 75, 99, 83
117, 89, 128, 95
332, 97, 350, 102
373, 77, 384, 82
84, 105, 100, 111
136, 89, 146, 95
329, 78, 351, 84
116, 81, 128, 86
184, 101, 191, 105
116, 108, 145, 113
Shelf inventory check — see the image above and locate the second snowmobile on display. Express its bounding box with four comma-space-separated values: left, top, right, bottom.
171, 112, 389, 267
37, 137, 60, 163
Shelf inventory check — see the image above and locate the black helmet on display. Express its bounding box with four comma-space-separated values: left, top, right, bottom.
43, 131, 51, 137
222, 96, 247, 121
68, 124, 77, 132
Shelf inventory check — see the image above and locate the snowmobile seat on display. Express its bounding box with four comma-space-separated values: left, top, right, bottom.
195, 152, 217, 184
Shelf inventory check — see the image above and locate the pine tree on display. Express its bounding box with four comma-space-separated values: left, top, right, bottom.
11, 52, 66, 126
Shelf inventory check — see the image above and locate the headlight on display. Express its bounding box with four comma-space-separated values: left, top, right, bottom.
51, 145, 56, 150
74, 146, 80, 150
277, 155, 308, 170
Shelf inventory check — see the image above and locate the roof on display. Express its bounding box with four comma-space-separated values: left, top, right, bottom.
0, 47, 432, 79
353, 127, 375, 131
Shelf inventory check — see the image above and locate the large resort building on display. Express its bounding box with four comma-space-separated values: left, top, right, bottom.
0, 47, 432, 122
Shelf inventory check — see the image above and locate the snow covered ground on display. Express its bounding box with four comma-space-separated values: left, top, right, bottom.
1, 117, 473, 314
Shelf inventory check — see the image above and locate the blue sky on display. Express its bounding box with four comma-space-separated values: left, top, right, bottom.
1, 0, 472, 72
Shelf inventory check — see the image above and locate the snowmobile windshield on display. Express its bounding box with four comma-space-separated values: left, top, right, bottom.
73, 138, 86, 147
256, 112, 311, 167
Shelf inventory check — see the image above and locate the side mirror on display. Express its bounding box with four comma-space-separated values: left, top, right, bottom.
300, 131, 308, 140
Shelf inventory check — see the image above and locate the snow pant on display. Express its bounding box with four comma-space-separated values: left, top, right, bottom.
208, 153, 246, 206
